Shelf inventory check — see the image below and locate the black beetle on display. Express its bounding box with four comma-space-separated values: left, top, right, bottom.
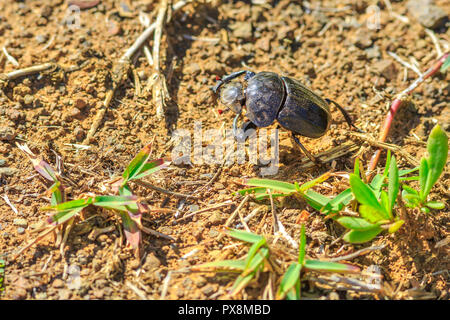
212, 70, 361, 162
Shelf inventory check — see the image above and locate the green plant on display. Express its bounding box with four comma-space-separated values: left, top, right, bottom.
277, 224, 359, 300
194, 228, 359, 299
401, 124, 448, 213
235, 124, 448, 244
195, 229, 271, 296
0, 259, 4, 293
19, 142, 167, 256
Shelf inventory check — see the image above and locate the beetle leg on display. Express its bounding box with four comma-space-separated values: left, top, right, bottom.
325, 99, 365, 133
292, 133, 319, 163
212, 70, 252, 94
234, 121, 257, 141
232, 111, 242, 138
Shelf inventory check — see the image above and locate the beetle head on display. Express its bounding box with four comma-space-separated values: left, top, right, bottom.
219, 81, 244, 114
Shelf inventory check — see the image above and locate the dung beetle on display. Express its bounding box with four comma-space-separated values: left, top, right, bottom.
212, 70, 361, 163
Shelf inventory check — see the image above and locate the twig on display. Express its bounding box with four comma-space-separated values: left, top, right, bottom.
368, 52, 449, 173
140, 225, 175, 241
160, 271, 172, 299
219, 195, 250, 240
2, 62, 54, 80
152, 0, 170, 119
388, 51, 422, 76
136, 179, 198, 199
2, 47, 19, 67
126, 281, 148, 300
326, 244, 387, 262
174, 200, 233, 222
83, 0, 190, 143
1, 194, 20, 215
350, 132, 420, 166
425, 29, 443, 58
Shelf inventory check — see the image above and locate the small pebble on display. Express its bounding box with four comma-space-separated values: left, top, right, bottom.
17, 227, 25, 235
52, 279, 65, 289
0, 126, 15, 141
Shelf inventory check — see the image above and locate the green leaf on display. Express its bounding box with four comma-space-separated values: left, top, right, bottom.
298, 172, 331, 193
421, 206, 431, 214
388, 220, 404, 233
303, 189, 331, 211
422, 124, 448, 201
92, 195, 137, 212
231, 273, 255, 296
322, 188, 353, 214
49, 181, 63, 206
42, 198, 93, 212
130, 158, 165, 181
369, 174, 384, 197
244, 238, 267, 271
380, 191, 390, 218
227, 229, 265, 244
277, 263, 301, 300
337, 217, 379, 231
354, 158, 360, 177
402, 184, 419, 196
388, 155, 399, 219
122, 143, 153, 184
304, 260, 360, 273
382, 150, 392, 179
197, 259, 246, 272
419, 157, 429, 200
47, 206, 86, 225
399, 167, 419, 177
298, 224, 306, 265
342, 227, 383, 243
440, 55, 450, 72
425, 201, 445, 210
246, 178, 296, 194
350, 174, 386, 213
359, 205, 388, 223
350, 174, 389, 220
242, 247, 268, 276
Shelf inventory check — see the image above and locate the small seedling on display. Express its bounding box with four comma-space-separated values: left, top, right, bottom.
194, 227, 359, 298
401, 124, 448, 213
18, 142, 167, 257
194, 229, 271, 296
277, 224, 359, 300
235, 123, 448, 244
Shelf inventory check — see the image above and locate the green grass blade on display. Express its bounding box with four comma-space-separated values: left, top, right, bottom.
93, 195, 137, 212
277, 263, 301, 300
244, 238, 267, 271
337, 217, 378, 231
354, 158, 360, 177
304, 260, 360, 273
342, 227, 383, 243
42, 198, 93, 212
419, 157, 429, 200
298, 224, 306, 265
130, 158, 166, 181
440, 55, 450, 72
350, 174, 389, 219
425, 201, 445, 210
303, 189, 331, 211
196, 259, 246, 272
298, 172, 331, 193
388, 156, 399, 219
227, 229, 265, 244
322, 188, 352, 214
47, 206, 86, 225
231, 273, 255, 296
242, 247, 269, 276
422, 124, 448, 201
246, 178, 296, 193
399, 167, 419, 177
359, 205, 388, 223
122, 143, 153, 184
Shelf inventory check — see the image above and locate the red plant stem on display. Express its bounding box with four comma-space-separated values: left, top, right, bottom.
368, 52, 449, 174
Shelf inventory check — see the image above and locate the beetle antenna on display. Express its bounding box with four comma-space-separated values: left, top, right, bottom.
326, 99, 365, 133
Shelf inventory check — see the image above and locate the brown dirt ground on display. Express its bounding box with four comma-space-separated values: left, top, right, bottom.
0, 0, 449, 300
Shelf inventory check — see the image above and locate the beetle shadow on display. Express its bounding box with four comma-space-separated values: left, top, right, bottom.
162, 4, 221, 134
